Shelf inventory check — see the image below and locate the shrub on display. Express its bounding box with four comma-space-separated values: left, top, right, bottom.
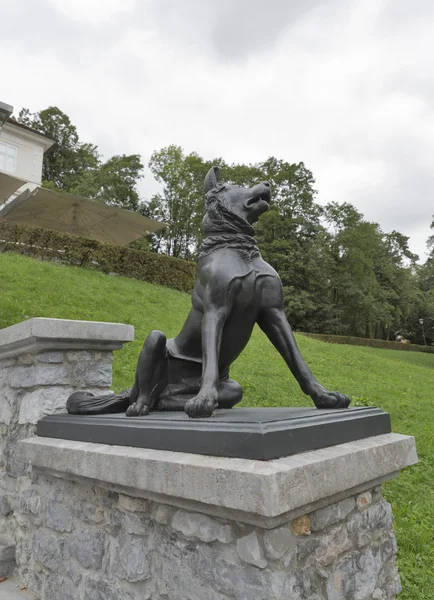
0, 220, 196, 292
300, 332, 434, 353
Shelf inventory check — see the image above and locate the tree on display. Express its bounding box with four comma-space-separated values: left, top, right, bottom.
71, 154, 144, 211
17, 107, 144, 212
324, 204, 421, 339
17, 107, 99, 190
143, 146, 223, 259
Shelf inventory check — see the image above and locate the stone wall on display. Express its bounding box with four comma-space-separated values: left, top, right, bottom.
0, 350, 113, 538
11, 471, 401, 600
0, 318, 133, 560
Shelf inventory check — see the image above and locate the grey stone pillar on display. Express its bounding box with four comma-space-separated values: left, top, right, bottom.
0, 318, 133, 541
16, 431, 417, 599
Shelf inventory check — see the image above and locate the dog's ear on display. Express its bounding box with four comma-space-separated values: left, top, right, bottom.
204, 166, 221, 194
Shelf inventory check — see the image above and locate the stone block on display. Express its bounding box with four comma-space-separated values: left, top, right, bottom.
364, 500, 394, 531
151, 503, 174, 526
111, 533, 152, 582
0, 358, 16, 368
296, 535, 321, 562
0, 493, 12, 516
15, 488, 41, 516
66, 351, 92, 362
172, 510, 233, 543
70, 363, 112, 387
310, 497, 355, 531
357, 491, 373, 510
7, 426, 34, 476
15, 528, 32, 565
72, 501, 105, 525
18, 354, 34, 365
118, 494, 151, 513
0, 559, 15, 578
46, 500, 73, 532
0, 537, 15, 563
18, 433, 417, 527
37, 352, 64, 364
314, 524, 352, 565
44, 574, 77, 600
347, 512, 372, 547
326, 547, 383, 600
69, 527, 105, 570
19, 388, 73, 425
9, 366, 70, 389
0, 389, 13, 425
263, 526, 296, 560
290, 515, 311, 536
0, 318, 134, 360
115, 511, 153, 536
236, 531, 267, 569
33, 531, 64, 571
155, 529, 289, 600
84, 575, 138, 600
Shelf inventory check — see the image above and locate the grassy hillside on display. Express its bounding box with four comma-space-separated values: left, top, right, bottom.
0, 253, 433, 599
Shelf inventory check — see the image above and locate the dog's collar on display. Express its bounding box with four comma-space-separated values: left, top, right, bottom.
199, 233, 259, 259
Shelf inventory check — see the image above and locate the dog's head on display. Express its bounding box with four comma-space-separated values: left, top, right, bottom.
203, 167, 271, 232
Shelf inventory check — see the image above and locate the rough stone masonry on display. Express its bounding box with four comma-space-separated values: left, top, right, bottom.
0, 318, 418, 600
11, 472, 400, 600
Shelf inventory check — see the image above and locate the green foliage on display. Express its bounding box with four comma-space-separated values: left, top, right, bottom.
301, 332, 434, 353
143, 145, 223, 258
71, 154, 144, 211
0, 253, 432, 599
18, 107, 99, 191
17, 107, 144, 212
143, 148, 429, 341
0, 220, 195, 293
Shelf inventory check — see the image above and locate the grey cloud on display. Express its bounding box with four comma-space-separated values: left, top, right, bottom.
376, 0, 434, 29
140, 0, 340, 62
1, 0, 129, 64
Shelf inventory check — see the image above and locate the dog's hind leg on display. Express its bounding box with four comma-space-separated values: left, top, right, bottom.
126, 330, 168, 416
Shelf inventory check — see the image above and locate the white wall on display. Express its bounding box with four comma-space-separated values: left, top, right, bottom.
0, 123, 49, 185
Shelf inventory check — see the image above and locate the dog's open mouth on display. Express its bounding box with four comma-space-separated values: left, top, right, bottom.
260, 189, 271, 203
248, 189, 271, 206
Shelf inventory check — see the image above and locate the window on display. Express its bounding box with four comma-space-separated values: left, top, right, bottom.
0, 142, 17, 173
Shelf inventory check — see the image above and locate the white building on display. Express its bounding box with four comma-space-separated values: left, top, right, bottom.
0, 101, 54, 188
0, 101, 164, 245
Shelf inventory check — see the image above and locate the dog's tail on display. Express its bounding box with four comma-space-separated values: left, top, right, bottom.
66, 389, 130, 415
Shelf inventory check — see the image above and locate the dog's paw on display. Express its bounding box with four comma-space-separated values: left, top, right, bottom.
311, 386, 351, 409
185, 389, 218, 419
126, 396, 150, 417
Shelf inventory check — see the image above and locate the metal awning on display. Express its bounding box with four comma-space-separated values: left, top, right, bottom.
0, 172, 28, 205
0, 184, 165, 246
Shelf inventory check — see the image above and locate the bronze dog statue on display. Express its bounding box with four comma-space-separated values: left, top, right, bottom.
67, 166, 350, 418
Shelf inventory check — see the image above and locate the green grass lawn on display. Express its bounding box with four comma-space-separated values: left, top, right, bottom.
0, 253, 433, 599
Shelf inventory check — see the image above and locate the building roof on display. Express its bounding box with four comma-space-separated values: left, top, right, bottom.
0, 172, 28, 205
0, 172, 166, 246
6, 118, 55, 142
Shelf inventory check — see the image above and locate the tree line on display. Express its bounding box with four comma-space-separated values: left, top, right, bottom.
17, 107, 434, 344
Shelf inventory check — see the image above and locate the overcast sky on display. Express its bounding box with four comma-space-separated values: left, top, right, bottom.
3, 0, 434, 260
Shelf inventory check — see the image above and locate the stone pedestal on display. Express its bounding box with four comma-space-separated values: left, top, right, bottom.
0, 318, 419, 599
16, 433, 417, 600
0, 318, 133, 545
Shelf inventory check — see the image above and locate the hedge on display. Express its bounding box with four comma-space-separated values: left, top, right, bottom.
300, 332, 434, 353
0, 220, 196, 293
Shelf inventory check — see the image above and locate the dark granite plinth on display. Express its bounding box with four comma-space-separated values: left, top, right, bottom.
37, 407, 391, 460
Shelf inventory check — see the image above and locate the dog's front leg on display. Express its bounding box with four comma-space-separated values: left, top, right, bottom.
184, 306, 227, 418
258, 307, 350, 409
